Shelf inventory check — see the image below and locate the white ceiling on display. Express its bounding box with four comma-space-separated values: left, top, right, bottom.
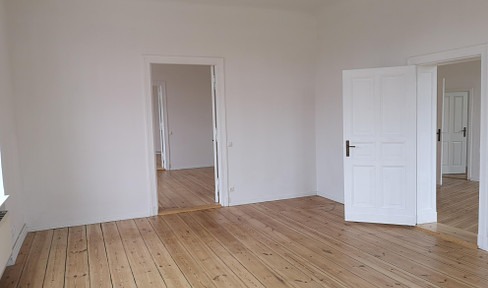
153, 0, 331, 14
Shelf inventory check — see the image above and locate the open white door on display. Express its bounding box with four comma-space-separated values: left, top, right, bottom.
442, 91, 469, 174
211, 66, 219, 203
157, 83, 169, 170
437, 78, 446, 186
343, 66, 417, 226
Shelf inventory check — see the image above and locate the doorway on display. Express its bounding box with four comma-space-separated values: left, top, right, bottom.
152, 64, 218, 214
144, 56, 229, 215
418, 59, 481, 245
408, 46, 488, 250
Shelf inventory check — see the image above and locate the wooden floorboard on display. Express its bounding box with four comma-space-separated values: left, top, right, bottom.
419, 175, 479, 245
86, 224, 112, 288
2, 196, 488, 287
158, 167, 217, 212
438, 176, 479, 234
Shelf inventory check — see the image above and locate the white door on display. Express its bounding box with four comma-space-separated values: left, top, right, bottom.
157, 83, 170, 170
343, 66, 417, 226
441, 92, 468, 174
211, 66, 219, 202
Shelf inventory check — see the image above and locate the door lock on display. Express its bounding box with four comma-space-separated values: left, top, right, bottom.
346, 140, 356, 157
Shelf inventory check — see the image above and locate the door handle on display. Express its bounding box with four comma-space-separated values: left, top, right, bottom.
462, 127, 467, 137
437, 129, 441, 142
346, 140, 356, 157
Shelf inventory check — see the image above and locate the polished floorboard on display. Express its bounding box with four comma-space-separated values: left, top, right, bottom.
418, 175, 479, 245
158, 167, 217, 213
2, 196, 488, 287
437, 175, 479, 234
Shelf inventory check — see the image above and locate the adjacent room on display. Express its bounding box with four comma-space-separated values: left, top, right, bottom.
1, 0, 488, 287
150, 63, 220, 213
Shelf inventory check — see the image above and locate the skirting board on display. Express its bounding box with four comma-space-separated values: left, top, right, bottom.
28, 209, 152, 232
318, 191, 344, 205
7, 223, 27, 266
229, 191, 317, 207
479, 233, 488, 251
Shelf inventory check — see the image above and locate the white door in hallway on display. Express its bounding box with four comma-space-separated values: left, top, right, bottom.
343, 66, 417, 226
211, 66, 219, 202
442, 92, 468, 174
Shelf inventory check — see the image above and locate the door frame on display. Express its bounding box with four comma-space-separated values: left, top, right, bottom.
143, 55, 229, 214
408, 44, 488, 250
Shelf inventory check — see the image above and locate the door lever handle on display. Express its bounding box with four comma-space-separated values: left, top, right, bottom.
437, 129, 441, 142
346, 140, 356, 157
462, 127, 467, 137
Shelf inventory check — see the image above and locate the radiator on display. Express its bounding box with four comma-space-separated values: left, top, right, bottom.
0, 211, 11, 275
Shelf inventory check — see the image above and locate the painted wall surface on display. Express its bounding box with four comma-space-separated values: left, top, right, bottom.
438, 60, 481, 182
0, 0, 26, 253
152, 64, 214, 170
6, 0, 317, 230
316, 0, 488, 203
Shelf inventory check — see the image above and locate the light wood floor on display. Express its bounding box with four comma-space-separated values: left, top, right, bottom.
439, 175, 479, 233
419, 175, 479, 245
2, 196, 488, 287
158, 167, 217, 213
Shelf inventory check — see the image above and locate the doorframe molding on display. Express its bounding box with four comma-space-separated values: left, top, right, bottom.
143, 55, 229, 215
408, 44, 488, 251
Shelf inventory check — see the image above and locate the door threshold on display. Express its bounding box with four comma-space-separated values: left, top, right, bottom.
416, 223, 477, 249
158, 203, 222, 216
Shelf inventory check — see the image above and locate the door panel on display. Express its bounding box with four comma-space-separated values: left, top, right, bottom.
343, 66, 417, 226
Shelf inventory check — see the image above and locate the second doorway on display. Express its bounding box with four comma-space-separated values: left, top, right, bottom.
151, 63, 220, 214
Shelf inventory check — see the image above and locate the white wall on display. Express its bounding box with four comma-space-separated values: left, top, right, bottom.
316, 0, 488, 203
437, 60, 481, 182
6, 0, 317, 230
0, 0, 26, 255
151, 64, 214, 170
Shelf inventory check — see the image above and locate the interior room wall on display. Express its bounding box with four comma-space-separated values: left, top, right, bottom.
437, 60, 481, 182
151, 64, 214, 170
6, 0, 318, 230
0, 0, 26, 257
316, 0, 488, 203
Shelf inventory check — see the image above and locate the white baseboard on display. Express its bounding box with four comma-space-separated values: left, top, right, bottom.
317, 191, 344, 204
229, 191, 317, 206
28, 209, 152, 232
7, 223, 27, 266
479, 233, 488, 251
